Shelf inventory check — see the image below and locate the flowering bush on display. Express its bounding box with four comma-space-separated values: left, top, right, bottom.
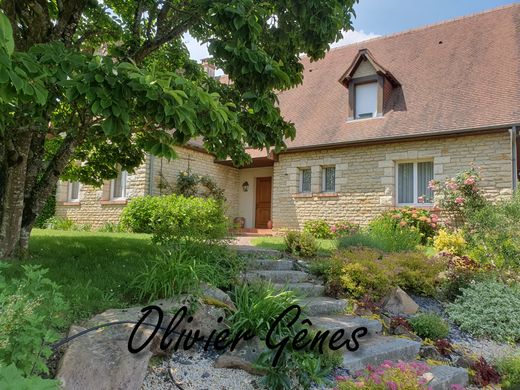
335, 360, 436, 390
384, 207, 438, 243
433, 229, 466, 255
470, 356, 501, 387
428, 166, 487, 228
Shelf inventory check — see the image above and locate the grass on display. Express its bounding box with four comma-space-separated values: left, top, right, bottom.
250, 236, 337, 255
2, 229, 160, 325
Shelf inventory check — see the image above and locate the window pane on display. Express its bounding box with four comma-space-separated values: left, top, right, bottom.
417, 162, 434, 203
324, 167, 336, 192
398, 163, 414, 204
69, 181, 79, 201
301, 169, 311, 192
355, 82, 377, 119
112, 171, 127, 198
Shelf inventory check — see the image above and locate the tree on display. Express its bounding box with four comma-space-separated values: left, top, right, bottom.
0, 0, 356, 258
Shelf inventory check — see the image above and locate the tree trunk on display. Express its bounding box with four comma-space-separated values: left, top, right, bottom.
0, 132, 33, 258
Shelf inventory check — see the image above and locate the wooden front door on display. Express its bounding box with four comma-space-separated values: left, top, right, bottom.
255, 177, 272, 228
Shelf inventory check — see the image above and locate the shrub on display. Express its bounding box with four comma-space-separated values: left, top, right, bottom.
496, 354, 520, 389
447, 280, 520, 342
228, 282, 299, 339
383, 207, 438, 243
43, 216, 91, 231
131, 242, 243, 301
159, 169, 226, 202
0, 264, 67, 376
409, 313, 449, 340
284, 231, 318, 258
369, 215, 422, 252
97, 222, 126, 233
332, 221, 358, 237
120, 194, 228, 244
464, 192, 520, 268
336, 360, 434, 389
437, 253, 491, 300
322, 248, 443, 299
0, 364, 60, 389
434, 229, 466, 255
33, 193, 56, 229
470, 356, 501, 387
303, 219, 334, 239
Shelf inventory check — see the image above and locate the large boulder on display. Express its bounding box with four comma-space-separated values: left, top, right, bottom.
382, 286, 419, 316
213, 337, 265, 375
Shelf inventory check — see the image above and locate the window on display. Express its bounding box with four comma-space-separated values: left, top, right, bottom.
67, 181, 80, 202
110, 170, 127, 200
322, 166, 336, 192
355, 82, 377, 119
300, 168, 311, 193
397, 161, 434, 205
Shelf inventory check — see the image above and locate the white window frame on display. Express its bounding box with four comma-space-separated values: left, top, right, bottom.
299, 168, 312, 193
395, 159, 434, 206
110, 170, 128, 200
67, 181, 80, 202
321, 166, 336, 193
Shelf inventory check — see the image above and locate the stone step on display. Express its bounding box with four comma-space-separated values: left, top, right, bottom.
272, 282, 325, 297
428, 365, 469, 390
235, 246, 283, 258
308, 314, 382, 337
299, 297, 348, 316
244, 270, 310, 284
247, 259, 294, 271
341, 336, 421, 373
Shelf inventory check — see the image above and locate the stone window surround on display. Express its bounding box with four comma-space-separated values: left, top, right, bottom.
379, 150, 450, 207
289, 158, 347, 199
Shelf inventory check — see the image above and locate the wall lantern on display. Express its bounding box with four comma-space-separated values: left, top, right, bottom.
242, 181, 249, 192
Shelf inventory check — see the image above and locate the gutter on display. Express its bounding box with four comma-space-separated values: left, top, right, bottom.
148, 154, 155, 195
512, 125, 519, 191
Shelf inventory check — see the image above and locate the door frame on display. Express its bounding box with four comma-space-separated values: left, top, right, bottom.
255, 176, 272, 229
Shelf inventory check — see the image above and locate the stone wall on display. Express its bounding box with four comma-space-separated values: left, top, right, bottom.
272, 131, 513, 230
151, 147, 239, 219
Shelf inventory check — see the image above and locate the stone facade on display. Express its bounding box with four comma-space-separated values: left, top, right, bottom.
271, 131, 513, 229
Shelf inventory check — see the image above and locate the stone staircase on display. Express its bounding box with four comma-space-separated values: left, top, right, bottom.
240, 248, 468, 390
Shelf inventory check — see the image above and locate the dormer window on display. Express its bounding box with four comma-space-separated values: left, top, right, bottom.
355, 82, 378, 119
338, 49, 400, 122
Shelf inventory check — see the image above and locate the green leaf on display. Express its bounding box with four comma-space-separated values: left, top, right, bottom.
95, 74, 104, 83
0, 11, 14, 55
9, 71, 24, 91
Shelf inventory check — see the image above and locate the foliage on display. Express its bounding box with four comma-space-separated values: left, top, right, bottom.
284, 231, 318, 258
436, 253, 492, 300
0, 0, 357, 257
0, 264, 67, 376
336, 360, 434, 389
409, 313, 449, 340
496, 354, 520, 389
33, 194, 56, 229
322, 248, 443, 299
463, 192, 520, 268
97, 222, 126, 233
43, 216, 91, 231
160, 169, 226, 202
470, 356, 501, 387
120, 194, 228, 244
303, 220, 334, 239
429, 166, 488, 228
383, 207, 438, 243
339, 214, 422, 252
0, 364, 60, 390
303, 219, 357, 239
433, 339, 453, 357
447, 280, 520, 342
228, 282, 299, 339
252, 236, 336, 255
434, 229, 466, 256
131, 241, 243, 302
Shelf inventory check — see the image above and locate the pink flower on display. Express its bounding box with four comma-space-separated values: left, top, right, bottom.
386, 381, 398, 390
331, 225, 337, 232
447, 181, 458, 190
431, 214, 439, 222
464, 177, 475, 185
428, 180, 438, 190
455, 197, 465, 204
431, 223, 437, 228
399, 220, 408, 227
417, 196, 424, 203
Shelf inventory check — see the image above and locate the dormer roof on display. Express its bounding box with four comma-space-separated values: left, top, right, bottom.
338, 48, 400, 87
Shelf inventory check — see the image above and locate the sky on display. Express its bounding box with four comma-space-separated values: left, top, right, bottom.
184, 0, 518, 63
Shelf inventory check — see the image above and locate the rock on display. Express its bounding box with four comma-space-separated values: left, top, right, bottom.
382, 287, 419, 316
394, 325, 422, 342
200, 284, 236, 311
420, 345, 444, 360
453, 354, 474, 369
190, 303, 228, 339
214, 337, 265, 375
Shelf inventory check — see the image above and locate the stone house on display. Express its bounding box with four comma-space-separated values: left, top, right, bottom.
56, 5, 520, 230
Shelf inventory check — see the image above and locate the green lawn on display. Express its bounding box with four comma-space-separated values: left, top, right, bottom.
250, 236, 338, 255
3, 229, 160, 325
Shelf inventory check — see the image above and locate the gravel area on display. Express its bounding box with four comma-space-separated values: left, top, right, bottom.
141, 347, 261, 390
410, 294, 519, 362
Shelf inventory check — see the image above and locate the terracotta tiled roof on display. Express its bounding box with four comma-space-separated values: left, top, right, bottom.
278, 4, 520, 150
